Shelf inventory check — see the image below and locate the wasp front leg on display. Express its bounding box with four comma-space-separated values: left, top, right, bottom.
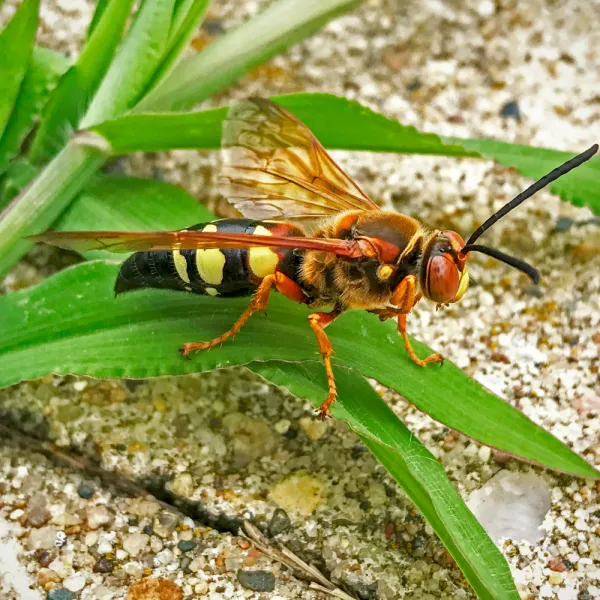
386, 275, 443, 368
308, 307, 343, 420
179, 272, 306, 357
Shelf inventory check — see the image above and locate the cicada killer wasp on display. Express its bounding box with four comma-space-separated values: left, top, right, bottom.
31, 99, 598, 418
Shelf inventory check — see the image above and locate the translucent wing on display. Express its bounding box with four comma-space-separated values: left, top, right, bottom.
221, 98, 380, 228
29, 230, 366, 258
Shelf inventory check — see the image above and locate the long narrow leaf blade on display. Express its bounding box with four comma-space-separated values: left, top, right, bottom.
145, 0, 211, 91
0, 46, 69, 172
0, 0, 40, 139
136, 0, 361, 111
0, 259, 596, 478
28, 0, 136, 164
81, 0, 176, 127
250, 361, 520, 600
92, 93, 599, 213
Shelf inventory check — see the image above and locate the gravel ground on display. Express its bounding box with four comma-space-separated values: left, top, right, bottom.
1, 1, 599, 599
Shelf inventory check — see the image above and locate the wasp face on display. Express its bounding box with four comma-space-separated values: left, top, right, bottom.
421, 230, 469, 304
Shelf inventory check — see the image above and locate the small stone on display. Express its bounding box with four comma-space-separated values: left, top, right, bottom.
156, 548, 175, 566
28, 493, 51, 527
500, 100, 521, 121
28, 526, 59, 550
93, 557, 114, 573
126, 577, 182, 600
549, 572, 564, 585
36, 550, 56, 567
124, 562, 143, 578
269, 474, 324, 516
274, 419, 291, 434
172, 473, 194, 498
237, 570, 276, 592
47, 590, 74, 600
549, 557, 566, 572
298, 417, 329, 441
194, 581, 209, 595
86, 505, 113, 530
577, 591, 592, 600
38, 568, 60, 589
189, 556, 206, 572
177, 540, 197, 553
154, 512, 179, 538
123, 533, 149, 557
268, 508, 291, 536
63, 575, 86, 592
77, 484, 95, 499
181, 556, 192, 574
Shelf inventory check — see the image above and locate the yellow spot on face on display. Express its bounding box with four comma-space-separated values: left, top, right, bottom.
173, 250, 190, 283
249, 225, 279, 278
195, 223, 226, 285
377, 264, 395, 281
205, 287, 219, 296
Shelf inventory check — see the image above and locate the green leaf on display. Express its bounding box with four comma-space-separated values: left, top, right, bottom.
136, 0, 361, 111
28, 0, 136, 164
93, 93, 599, 213
250, 362, 519, 600
443, 137, 600, 214
81, 0, 176, 128
145, 0, 211, 91
0, 46, 70, 172
0, 0, 40, 139
56, 174, 214, 260
86, 0, 110, 39
0, 257, 595, 478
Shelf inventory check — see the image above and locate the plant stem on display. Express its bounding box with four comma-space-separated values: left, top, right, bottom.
0, 134, 110, 278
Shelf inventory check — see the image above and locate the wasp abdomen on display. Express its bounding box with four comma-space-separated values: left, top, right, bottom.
114, 219, 304, 297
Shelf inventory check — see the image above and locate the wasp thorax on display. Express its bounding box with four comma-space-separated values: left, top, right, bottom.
422, 231, 469, 304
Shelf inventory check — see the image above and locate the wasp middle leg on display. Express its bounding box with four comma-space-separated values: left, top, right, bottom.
308, 307, 344, 420
179, 272, 306, 357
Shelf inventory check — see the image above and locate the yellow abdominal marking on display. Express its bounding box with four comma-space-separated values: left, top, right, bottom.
249, 225, 279, 278
173, 249, 190, 284
195, 224, 226, 285
205, 287, 219, 296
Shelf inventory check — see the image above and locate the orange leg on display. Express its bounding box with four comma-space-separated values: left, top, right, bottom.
308, 309, 342, 420
385, 275, 443, 367
179, 272, 306, 358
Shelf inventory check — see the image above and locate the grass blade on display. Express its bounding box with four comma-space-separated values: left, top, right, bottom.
0, 0, 40, 139
81, 0, 176, 128
136, 0, 361, 111
86, 0, 110, 39
250, 361, 520, 600
0, 157, 37, 210
28, 0, 136, 164
146, 0, 211, 90
93, 93, 598, 213
0, 256, 596, 478
0, 46, 69, 173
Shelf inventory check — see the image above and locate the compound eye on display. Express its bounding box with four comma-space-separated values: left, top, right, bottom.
426, 254, 460, 303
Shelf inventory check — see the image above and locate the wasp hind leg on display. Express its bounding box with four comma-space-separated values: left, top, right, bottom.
308, 308, 343, 420
179, 272, 306, 358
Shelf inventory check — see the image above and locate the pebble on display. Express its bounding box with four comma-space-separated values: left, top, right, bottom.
177, 540, 197, 552
268, 508, 291, 536
47, 590, 74, 600
27, 493, 51, 527
77, 483, 95, 499
63, 575, 86, 592
126, 577, 182, 600
85, 505, 113, 530
298, 416, 329, 441
123, 533, 149, 557
500, 100, 521, 121
93, 557, 114, 573
269, 474, 324, 515
237, 570, 276, 592
172, 473, 194, 498
28, 526, 59, 550
154, 511, 179, 538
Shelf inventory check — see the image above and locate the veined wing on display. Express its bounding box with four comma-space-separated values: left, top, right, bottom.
29, 230, 366, 258
221, 98, 379, 227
